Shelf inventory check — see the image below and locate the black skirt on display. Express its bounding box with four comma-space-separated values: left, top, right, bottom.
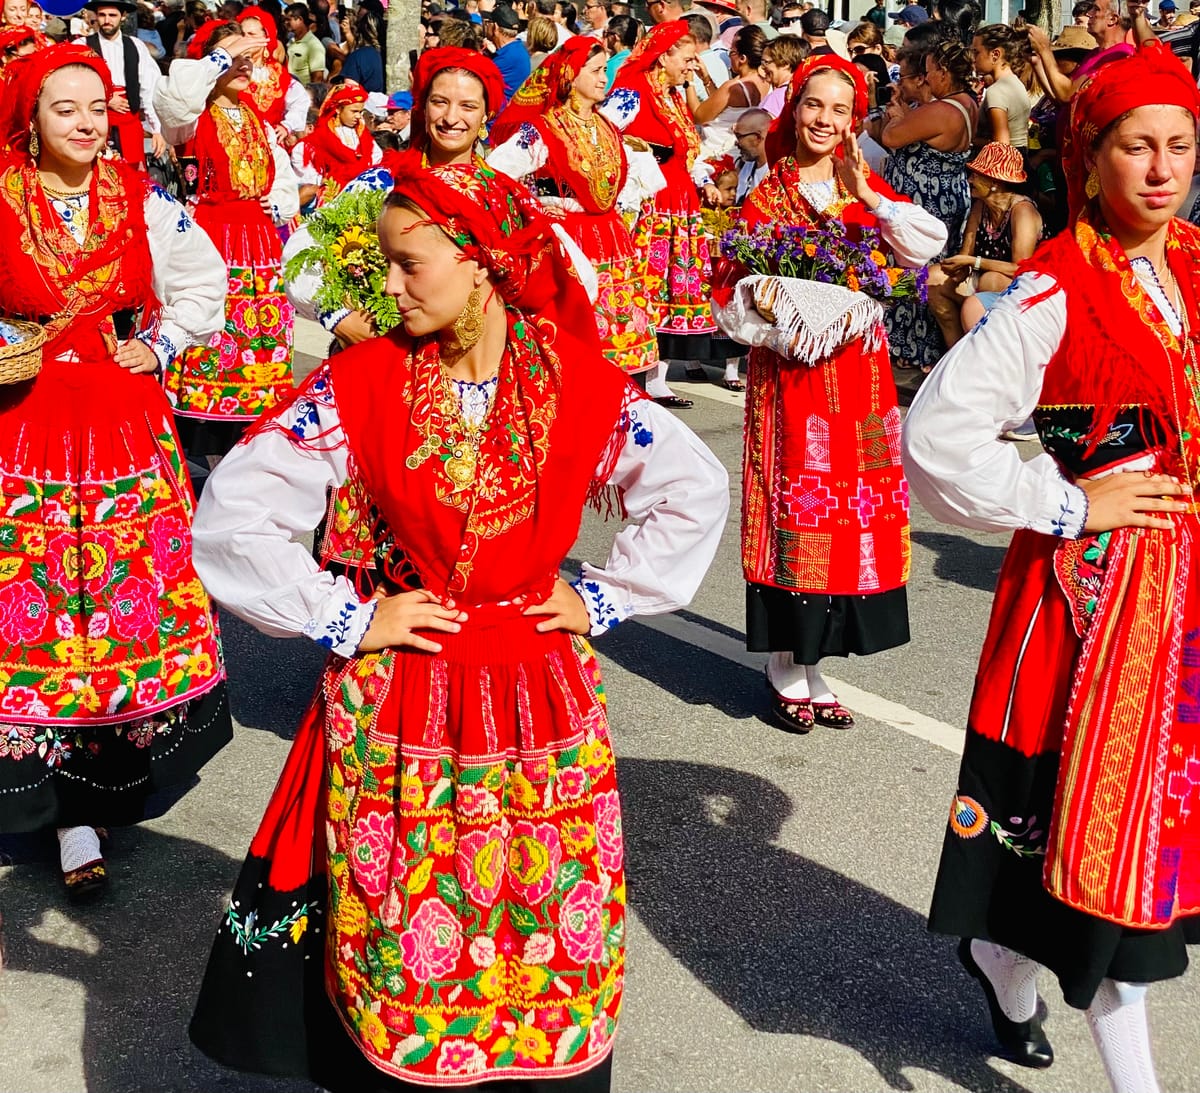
745, 582, 910, 662
928, 733, 1200, 1009
0, 682, 232, 833
656, 330, 744, 362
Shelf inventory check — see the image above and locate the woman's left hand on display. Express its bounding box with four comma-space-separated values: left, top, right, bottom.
834, 130, 877, 208
522, 578, 590, 635
113, 339, 159, 375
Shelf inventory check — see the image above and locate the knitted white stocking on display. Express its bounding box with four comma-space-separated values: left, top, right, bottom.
57, 826, 102, 873
969, 939, 1040, 1022
767, 651, 810, 700
1087, 980, 1160, 1093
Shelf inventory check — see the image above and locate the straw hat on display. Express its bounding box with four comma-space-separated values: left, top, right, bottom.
1051, 24, 1097, 51
968, 141, 1027, 184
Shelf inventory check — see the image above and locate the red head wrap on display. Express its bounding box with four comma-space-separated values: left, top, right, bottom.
489, 35, 602, 146
236, 5, 279, 49
409, 46, 505, 155
619, 18, 692, 80
1063, 39, 1200, 225
1, 43, 112, 157
319, 81, 369, 125
0, 24, 36, 54
187, 19, 239, 59
765, 53, 868, 166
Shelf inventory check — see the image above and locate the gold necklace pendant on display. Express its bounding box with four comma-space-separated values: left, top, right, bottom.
443, 439, 478, 493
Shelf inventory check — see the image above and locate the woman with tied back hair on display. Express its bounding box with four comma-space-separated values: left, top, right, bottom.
689, 23, 770, 141
526, 14, 558, 69
973, 23, 1034, 150
882, 37, 977, 370
935, 0, 981, 46
905, 41, 1200, 1091
154, 19, 300, 457
187, 153, 727, 1091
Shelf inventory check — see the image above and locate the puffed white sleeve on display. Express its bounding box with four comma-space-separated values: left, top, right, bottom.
290, 139, 321, 185
283, 75, 311, 133
873, 193, 950, 268
487, 122, 549, 185
155, 49, 232, 145
267, 125, 301, 223
598, 86, 640, 130
138, 185, 227, 370
572, 394, 730, 635
191, 364, 378, 656
903, 273, 1089, 539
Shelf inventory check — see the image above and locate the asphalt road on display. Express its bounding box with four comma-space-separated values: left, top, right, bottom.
1, 333, 1197, 1093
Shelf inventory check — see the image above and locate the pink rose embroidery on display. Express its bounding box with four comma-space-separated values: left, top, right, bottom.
594, 790, 623, 872
558, 879, 604, 964
149, 515, 191, 584
0, 686, 49, 718
0, 579, 47, 644
326, 702, 357, 749
399, 898, 462, 981
555, 766, 588, 803
436, 1039, 487, 1076
109, 576, 159, 642
456, 784, 499, 819
350, 810, 395, 898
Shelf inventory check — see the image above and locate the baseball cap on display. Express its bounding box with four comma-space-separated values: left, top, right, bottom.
1160, 1, 1177, 9
387, 90, 413, 111
892, 3, 929, 23
482, 3, 519, 28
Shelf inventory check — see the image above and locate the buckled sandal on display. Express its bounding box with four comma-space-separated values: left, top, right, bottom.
813, 701, 855, 729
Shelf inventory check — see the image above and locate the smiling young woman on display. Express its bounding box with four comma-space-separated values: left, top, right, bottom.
905, 41, 1200, 1091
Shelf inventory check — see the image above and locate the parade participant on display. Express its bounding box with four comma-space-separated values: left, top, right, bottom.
237, 5, 310, 141
613, 19, 726, 408
292, 81, 382, 203
0, 21, 36, 74
154, 20, 300, 457
83, 0, 166, 168
489, 35, 662, 376
0, 44, 230, 897
716, 54, 946, 731
188, 155, 728, 1091
904, 41, 1200, 1089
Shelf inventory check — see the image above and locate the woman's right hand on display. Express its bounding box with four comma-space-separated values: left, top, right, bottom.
1079, 471, 1193, 533
334, 310, 378, 346
356, 589, 468, 654
222, 33, 268, 59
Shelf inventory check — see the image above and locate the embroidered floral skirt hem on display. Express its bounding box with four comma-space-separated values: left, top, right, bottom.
928, 529, 1200, 1009
167, 206, 296, 421
192, 614, 625, 1087
632, 207, 717, 340
0, 356, 231, 831
745, 582, 910, 661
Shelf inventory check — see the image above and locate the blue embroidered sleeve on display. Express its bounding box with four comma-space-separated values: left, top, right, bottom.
208, 49, 233, 74
135, 324, 180, 371
571, 577, 632, 636
344, 167, 394, 195
1052, 484, 1088, 539
282, 362, 337, 442
303, 595, 377, 656
874, 195, 900, 222
599, 86, 639, 125
318, 306, 352, 334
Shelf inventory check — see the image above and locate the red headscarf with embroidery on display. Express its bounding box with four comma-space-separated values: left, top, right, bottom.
321, 153, 631, 603
489, 34, 603, 146
764, 53, 868, 166
1063, 39, 1200, 227
237, 4, 279, 49
236, 5, 290, 122
1, 42, 113, 156
612, 20, 701, 169
302, 81, 376, 188
619, 17, 691, 79
187, 19, 235, 59
408, 46, 505, 156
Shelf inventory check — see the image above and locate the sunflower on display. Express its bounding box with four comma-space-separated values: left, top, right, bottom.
331, 225, 373, 267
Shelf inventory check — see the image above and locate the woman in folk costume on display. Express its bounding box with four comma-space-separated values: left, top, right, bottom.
292, 82, 383, 208
903, 42, 1200, 1090
714, 55, 945, 732
488, 36, 662, 378
0, 45, 230, 897
612, 20, 729, 408
187, 155, 728, 1090
237, 5, 310, 141
154, 20, 300, 458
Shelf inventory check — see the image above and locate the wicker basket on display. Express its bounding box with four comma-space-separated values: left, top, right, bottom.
0, 320, 47, 386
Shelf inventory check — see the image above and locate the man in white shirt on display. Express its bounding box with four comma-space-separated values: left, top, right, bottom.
81, 0, 165, 169
581, 0, 608, 35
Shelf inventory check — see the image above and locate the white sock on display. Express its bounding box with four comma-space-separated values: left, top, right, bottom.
1087, 979, 1160, 1093
724, 359, 740, 382
645, 360, 675, 399
970, 939, 1039, 1022
805, 664, 836, 705
768, 652, 810, 700
57, 826, 102, 873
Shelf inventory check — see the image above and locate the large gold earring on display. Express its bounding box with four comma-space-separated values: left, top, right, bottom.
450, 287, 485, 354
1085, 169, 1100, 200
477, 121, 488, 141
28, 126, 39, 158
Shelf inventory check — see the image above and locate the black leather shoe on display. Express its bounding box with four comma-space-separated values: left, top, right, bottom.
957, 939, 1054, 1069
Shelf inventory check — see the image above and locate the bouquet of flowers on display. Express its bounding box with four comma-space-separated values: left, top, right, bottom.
719, 222, 927, 303
283, 190, 400, 333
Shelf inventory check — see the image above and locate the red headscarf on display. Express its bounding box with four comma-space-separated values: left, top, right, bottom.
619, 18, 692, 79
489, 35, 602, 146
0, 43, 112, 156
765, 53, 868, 166
302, 82, 374, 189
1063, 39, 1200, 225
237, 4, 279, 50
409, 46, 505, 155
187, 19, 234, 60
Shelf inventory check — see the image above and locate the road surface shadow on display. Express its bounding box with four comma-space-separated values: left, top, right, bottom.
0, 827, 310, 1093
220, 613, 326, 740
619, 757, 1035, 1093
910, 530, 1008, 594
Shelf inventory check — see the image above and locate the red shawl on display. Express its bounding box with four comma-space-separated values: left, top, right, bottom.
239, 6, 289, 127
612, 20, 700, 169
302, 83, 375, 189
490, 34, 601, 145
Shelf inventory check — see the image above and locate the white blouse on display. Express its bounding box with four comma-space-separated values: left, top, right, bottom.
902, 261, 1182, 540
154, 49, 301, 223
48, 185, 226, 369
191, 364, 730, 655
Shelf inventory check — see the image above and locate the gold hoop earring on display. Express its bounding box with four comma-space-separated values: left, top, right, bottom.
28, 126, 39, 158
448, 287, 485, 356
1085, 169, 1100, 200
